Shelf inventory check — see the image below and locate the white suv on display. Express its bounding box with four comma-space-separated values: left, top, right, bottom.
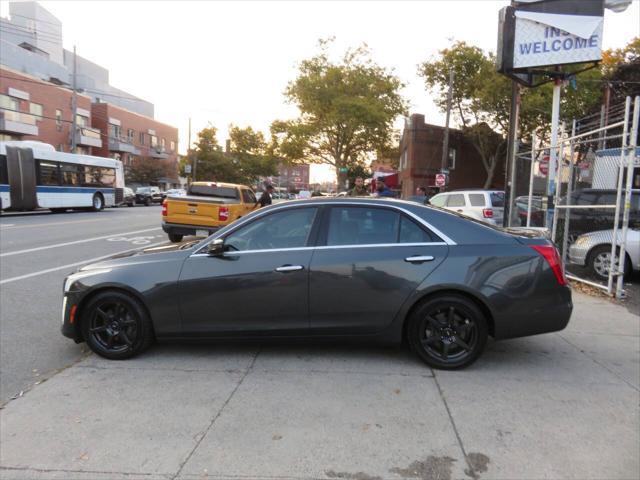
428, 190, 505, 226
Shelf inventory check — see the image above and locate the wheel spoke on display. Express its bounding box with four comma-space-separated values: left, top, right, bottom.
442, 342, 450, 359
453, 337, 471, 352
122, 316, 136, 327
96, 307, 109, 321
421, 335, 440, 348
426, 315, 440, 329
90, 325, 107, 334
106, 333, 115, 349
119, 330, 133, 347
447, 307, 456, 326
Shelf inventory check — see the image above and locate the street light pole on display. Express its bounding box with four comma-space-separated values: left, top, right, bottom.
70, 45, 77, 154
440, 68, 454, 190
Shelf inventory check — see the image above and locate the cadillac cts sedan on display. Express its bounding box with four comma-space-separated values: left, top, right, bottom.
61, 198, 572, 369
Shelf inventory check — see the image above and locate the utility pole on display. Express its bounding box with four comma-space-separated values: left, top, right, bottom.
189, 117, 196, 182
503, 80, 521, 227
70, 45, 77, 153
440, 68, 454, 191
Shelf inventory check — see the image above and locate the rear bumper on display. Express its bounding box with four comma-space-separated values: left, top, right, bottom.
162, 221, 221, 237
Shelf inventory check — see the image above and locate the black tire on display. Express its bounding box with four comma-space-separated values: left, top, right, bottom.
81, 290, 154, 360
127, 202, 134, 207
588, 245, 632, 281
91, 193, 104, 212
407, 294, 488, 370
168, 233, 183, 243
144, 197, 151, 206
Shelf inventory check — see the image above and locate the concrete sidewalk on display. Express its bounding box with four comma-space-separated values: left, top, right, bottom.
1, 291, 638, 480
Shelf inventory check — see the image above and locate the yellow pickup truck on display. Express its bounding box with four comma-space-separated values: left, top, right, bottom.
162, 181, 258, 242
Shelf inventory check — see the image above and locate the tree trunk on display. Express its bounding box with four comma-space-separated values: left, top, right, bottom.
483, 156, 497, 189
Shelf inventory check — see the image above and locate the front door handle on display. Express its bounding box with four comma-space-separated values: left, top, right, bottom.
275, 265, 304, 272
405, 255, 435, 264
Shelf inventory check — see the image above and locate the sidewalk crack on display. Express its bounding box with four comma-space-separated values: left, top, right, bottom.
171, 347, 261, 480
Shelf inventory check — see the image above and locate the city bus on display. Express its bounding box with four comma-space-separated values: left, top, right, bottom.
0, 141, 124, 213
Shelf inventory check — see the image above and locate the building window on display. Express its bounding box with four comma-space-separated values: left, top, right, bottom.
0, 94, 20, 111
57, 144, 64, 152
399, 149, 408, 171
150, 135, 158, 148
29, 102, 43, 117
55, 109, 63, 131
109, 123, 121, 139
139, 132, 145, 145
160, 138, 166, 149
170, 140, 175, 152
447, 147, 456, 170
127, 129, 135, 143
76, 115, 89, 127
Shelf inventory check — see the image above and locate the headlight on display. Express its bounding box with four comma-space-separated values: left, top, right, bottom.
64, 268, 112, 293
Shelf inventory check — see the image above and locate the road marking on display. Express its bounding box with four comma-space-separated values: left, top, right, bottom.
0, 224, 16, 227
0, 240, 169, 285
107, 235, 158, 245
0, 227, 162, 257
0, 218, 104, 229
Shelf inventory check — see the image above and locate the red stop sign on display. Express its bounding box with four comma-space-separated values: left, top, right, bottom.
539, 156, 549, 175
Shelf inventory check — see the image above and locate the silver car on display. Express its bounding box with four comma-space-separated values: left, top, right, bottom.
568, 228, 640, 279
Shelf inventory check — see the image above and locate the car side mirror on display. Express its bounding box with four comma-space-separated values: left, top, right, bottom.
206, 238, 225, 256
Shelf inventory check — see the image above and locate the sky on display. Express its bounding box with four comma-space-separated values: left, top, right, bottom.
2, 0, 639, 183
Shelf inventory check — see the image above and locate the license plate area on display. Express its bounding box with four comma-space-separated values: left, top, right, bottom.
196, 229, 209, 237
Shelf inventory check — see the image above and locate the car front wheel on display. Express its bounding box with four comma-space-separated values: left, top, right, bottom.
407, 294, 488, 370
588, 245, 632, 280
81, 291, 154, 360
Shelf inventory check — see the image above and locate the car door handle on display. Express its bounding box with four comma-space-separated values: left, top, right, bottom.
405, 256, 435, 263
275, 265, 304, 272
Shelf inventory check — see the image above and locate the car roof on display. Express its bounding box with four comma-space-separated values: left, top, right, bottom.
191, 181, 250, 189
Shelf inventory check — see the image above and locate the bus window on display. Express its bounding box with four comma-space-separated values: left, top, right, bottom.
60, 162, 83, 186
100, 168, 115, 187
83, 167, 115, 187
0, 154, 7, 185
38, 160, 61, 186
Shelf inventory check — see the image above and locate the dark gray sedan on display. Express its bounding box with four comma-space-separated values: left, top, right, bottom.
61, 198, 572, 369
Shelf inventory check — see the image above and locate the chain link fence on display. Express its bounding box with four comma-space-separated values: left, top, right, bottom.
508, 96, 639, 298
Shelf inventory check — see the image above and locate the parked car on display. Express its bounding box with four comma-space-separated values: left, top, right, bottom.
165, 188, 186, 197
568, 228, 640, 280
135, 186, 163, 206
61, 198, 572, 369
162, 181, 257, 242
428, 190, 505, 226
557, 189, 640, 240
122, 187, 135, 207
515, 195, 545, 227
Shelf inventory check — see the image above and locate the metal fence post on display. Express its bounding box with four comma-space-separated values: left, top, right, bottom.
607, 97, 631, 296
526, 133, 536, 227
615, 96, 640, 298
561, 119, 577, 268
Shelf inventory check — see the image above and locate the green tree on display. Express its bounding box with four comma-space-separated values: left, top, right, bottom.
271, 40, 407, 187
125, 158, 169, 185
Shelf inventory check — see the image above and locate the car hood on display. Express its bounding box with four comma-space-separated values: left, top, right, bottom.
79, 241, 199, 271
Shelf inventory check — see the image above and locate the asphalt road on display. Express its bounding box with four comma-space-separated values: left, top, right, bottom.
0, 205, 169, 404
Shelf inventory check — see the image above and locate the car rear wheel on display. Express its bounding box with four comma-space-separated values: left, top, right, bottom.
81, 291, 154, 360
588, 245, 632, 280
168, 233, 183, 243
407, 294, 488, 370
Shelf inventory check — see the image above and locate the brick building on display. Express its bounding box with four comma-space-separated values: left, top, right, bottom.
398, 114, 505, 198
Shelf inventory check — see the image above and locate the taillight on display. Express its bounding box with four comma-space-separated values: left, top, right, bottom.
530, 244, 567, 286
218, 206, 229, 222
482, 208, 494, 218
161, 200, 167, 216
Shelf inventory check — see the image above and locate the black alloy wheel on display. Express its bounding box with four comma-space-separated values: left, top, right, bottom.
408, 294, 488, 369
81, 291, 153, 360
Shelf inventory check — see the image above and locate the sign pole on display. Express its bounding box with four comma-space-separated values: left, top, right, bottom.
546, 78, 562, 229
504, 80, 521, 227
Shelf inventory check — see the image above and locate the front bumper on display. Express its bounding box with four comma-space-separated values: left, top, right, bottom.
60, 292, 83, 342
162, 221, 221, 237
568, 244, 588, 266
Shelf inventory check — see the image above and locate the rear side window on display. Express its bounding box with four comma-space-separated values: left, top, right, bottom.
399, 216, 436, 243
189, 184, 239, 199
490, 192, 505, 207
468, 194, 486, 207
60, 162, 83, 186
241, 189, 256, 204
446, 194, 465, 207
327, 207, 399, 246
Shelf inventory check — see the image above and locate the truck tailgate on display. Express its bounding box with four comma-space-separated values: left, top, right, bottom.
166, 195, 231, 227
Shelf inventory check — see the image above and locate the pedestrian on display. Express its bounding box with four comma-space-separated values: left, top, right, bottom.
374, 180, 395, 198
407, 186, 427, 204
348, 176, 368, 196
256, 184, 274, 208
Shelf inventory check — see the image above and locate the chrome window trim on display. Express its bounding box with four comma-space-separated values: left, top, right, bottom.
191, 200, 457, 257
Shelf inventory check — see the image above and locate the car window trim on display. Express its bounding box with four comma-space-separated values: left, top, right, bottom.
191, 200, 457, 256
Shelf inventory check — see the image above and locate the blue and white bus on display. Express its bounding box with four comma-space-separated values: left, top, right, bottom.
0, 141, 124, 213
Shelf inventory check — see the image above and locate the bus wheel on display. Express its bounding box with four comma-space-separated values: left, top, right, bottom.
92, 194, 104, 212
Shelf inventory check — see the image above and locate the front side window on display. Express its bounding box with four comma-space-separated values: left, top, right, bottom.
446, 194, 466, 207
429, 195, 447, 207
225, 207, 318, 251
327, 207, 399, 246
38, 160, 60, 186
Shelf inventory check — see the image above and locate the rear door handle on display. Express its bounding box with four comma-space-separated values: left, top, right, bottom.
275, 265, 304, 272
405, 256, 435, 264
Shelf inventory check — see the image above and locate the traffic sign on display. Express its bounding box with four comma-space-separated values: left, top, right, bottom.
339, 167, 348, 173
539, 155, 549, 175
184, 164, 192, 174
435, 173, 447, 187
